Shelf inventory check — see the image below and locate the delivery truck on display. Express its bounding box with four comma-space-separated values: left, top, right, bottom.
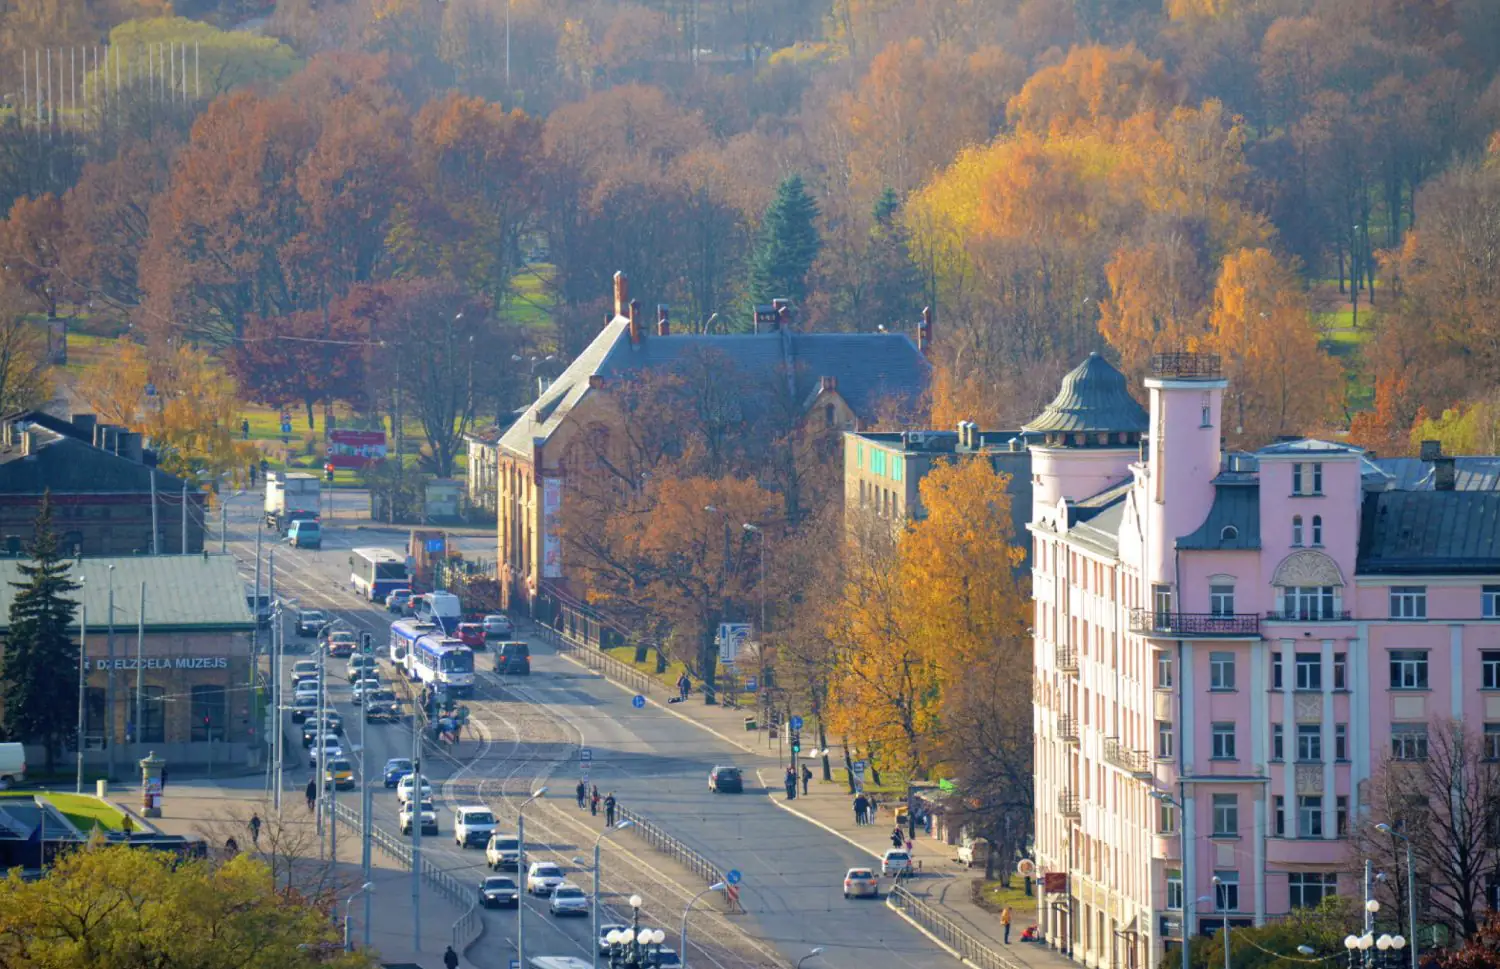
265, 471, 322, 534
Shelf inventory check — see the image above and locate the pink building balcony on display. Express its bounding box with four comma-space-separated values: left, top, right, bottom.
1128, 608, 1261, 638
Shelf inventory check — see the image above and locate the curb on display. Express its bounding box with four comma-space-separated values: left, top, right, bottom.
753, 768, 882, 861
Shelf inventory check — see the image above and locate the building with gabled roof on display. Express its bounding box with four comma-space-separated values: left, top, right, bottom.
496, 273, 931, 609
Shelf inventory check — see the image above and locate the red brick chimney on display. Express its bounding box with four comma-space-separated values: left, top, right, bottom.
628, 299, 642, 346
613, 271, 629, 318
657, 304, 670, 337
918, 306, 934, 356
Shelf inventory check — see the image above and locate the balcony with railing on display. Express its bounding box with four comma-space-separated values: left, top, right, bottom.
1103, 737, 1152, 777
1128, 608, 1261, 638
1055, 645, 1078, 673
1150, 352, 1222, 379
1058, 792, 1081, 817
1057, 715, 1079, 743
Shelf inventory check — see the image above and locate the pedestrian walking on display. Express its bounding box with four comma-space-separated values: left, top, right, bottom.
1001, 906, 1013, 944
443, 945, 460, 969
305, 778, 317, 813
241, 418, 250, 441
576, 780, 587, 809
603, 793, 617, 827
249, 813, 262, 848
801, 764, 812, 795
677, 673, 691, 701
853, 793, 869, 825
590, 791, 600, 816
890, 828, 904, 849
160, 766, 168, 788
225, 836, 239, 856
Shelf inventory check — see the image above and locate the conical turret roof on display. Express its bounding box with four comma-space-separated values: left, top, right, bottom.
1023, 353, 1148, 435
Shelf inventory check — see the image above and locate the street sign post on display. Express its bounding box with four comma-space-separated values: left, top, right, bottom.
579, 747, 592, 762
790, 715, 803, 731
631, 695, 646, 709
726, 869, 742, 885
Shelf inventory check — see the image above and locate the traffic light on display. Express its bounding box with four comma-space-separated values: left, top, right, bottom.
361, 632, 373, 654
790, 729, 802, 754
325, 463, 335, 482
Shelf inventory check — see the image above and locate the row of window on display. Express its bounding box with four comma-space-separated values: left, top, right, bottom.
1157, 715, 1500, 765
1166, 870, 1337, 913
1190, 583, 1500, 623
855, 444, 904, 483
1291, 462, 1324, 497
1205, 793, 1350, 840
1198, 647, 1500, 693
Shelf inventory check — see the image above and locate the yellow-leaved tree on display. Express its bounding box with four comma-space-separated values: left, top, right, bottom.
75, 341, 256, 482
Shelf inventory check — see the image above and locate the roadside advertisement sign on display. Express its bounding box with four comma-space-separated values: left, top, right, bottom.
717, 623, 751, 663
1042, 872, 1068, 894
541, 477, 563, 578
327, 430, 387, 469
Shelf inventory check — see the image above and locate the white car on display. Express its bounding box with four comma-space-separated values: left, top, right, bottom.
526, 862, 566, 895
291, 660, 320, 685
307, 735, 342, 768
454, 806, 498, 849
351, 678, 382, 705
396, 774, 433, 805
881, 849, 912, 878
400, 798, 438, 835
293, 680, 322, 701
486, 833, 523, 870
549, 883, 589, 916
598, 924, 630, 953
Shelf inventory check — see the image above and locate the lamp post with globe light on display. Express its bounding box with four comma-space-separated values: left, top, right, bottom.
605, 895, 667, 969
680, 882, 727, 969
1375, 822, 1419, 969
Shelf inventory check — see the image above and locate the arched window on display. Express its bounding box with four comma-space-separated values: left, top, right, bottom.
1311, 515, 1323, 546
1221, 525, 1239, 542
1292, 515, 1304, 547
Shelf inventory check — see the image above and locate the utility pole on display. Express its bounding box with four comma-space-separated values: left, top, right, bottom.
361, 633, 373, 949
105, 565, 115, 781
134, 583, 145, 754
181, 481, 188, 553
315, 642, 327, 855
253, 526, 262, 661
410, 697, 422, 952
150, 471, 159, 554
220, 500, 227, 553
75, 584, 86, 794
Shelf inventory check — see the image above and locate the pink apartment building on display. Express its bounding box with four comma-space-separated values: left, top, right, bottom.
1029, 352, 1500, 969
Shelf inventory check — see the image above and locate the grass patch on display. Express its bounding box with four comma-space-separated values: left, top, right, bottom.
973, 878, 1036, 915
503, 265, 557, 330
0, 792, 126, 833
603, 646, 685, 689
827, 766, 906, 797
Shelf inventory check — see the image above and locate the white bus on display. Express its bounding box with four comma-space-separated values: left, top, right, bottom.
350, 547, 408, 602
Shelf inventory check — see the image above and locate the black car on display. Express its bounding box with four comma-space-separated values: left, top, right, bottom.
295, 610, 329, 638
478, 876, 520, 908
708, 766, 743, 793
493, 641, 530, 675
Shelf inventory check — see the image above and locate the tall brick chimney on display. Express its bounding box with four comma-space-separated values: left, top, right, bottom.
657, 304, 670, 337
628, 299, 643, 346
918, 306, 934, 356
613, 271, 629, 319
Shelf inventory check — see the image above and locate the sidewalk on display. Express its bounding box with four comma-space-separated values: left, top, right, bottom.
147, 778, 464, 968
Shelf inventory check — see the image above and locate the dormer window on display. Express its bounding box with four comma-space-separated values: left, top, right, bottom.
1220, 525, 1238, 542
1292, 515, 1304, 547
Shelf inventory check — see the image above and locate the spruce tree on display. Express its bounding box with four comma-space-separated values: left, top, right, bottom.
748, 174, 822, 308
867, 188, 924, 330
2, 494, 80, 772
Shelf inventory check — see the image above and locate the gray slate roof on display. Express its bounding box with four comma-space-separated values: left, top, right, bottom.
1063, 481, 1133, 557
500, 319, 931, 458
1357, 491, 1500, 575
1023, 353, 1148, 435
0, 554, 254, 633
1177, 484, 1261, 550
0, 427, 185, 495
1371, 457, 1500, 491
1257, 439, 1365, 457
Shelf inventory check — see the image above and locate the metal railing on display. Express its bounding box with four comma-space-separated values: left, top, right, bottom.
1128, 609, 1261, 637
614, 804, 733, 901
1057, 715, 1079, 743
1058, 793, 1081, 817
1103, 737, 1151, 776
887, 884, 1027, 969
333, 801, 483, 952
1055, 645, 1078, 672
1150, 352, 1222, 379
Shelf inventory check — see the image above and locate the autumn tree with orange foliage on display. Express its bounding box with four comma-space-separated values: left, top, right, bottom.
1007, 44, 1183, 136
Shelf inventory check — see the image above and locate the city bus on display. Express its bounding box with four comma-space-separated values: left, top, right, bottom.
350, 547, 408, 602
408, 633, 475, 696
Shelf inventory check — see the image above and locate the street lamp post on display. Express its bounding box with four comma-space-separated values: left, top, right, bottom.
343, 881, 374, 951
679, 882, 726, 969
1212, 876, 1230, 969
1150, 790, 1190, 969
1376, 823, 1419, 969
75, 577, 86, 794
605, 896, 666, 969
575, 819, 634, 969
516, 787, 547, 969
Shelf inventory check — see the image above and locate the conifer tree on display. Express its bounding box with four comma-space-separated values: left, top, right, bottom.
867, 188, 925, 329
748, 174, 822, 308
1, 494, 80, 772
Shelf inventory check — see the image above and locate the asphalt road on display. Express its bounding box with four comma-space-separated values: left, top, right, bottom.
221, 493, 951, 969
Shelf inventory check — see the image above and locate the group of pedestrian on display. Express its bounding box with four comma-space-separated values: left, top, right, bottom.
577, 781, 606, 816
782, 767, 798, 800
889, 827, 913, 854
852, 792, 878, 825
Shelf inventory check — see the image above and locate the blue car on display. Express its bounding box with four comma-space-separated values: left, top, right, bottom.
384, 758, 414, 788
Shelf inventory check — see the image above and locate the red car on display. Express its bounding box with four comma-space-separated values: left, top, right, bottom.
456, 623, 485, 650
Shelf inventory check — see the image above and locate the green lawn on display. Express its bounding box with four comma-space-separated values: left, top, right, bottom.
603, 646, 685, 689
827, 766, 907, 797
503, 265, 557, 331
0, 792, 127, 833
974, 879, 1036, 914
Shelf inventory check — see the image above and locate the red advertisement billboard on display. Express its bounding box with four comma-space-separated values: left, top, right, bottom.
326, 430, 388, 469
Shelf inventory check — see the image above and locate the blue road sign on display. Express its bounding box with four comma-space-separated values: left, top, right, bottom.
632, 695, 646, 709
280, 422, 292, 434
579, 747, 593, 762
726, 869, 742, 885
790, 715, 804, 731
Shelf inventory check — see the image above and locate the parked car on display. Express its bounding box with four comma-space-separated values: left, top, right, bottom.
549, 884, 589, 917
482, 614, 514, 638
383, 758, 414, 787
478, 876, 520, 908
295, 610, 328, 638
486, 834, 524, 871
843, 868, 879, 898
385, 589, 413, 613
880, 849, 912, 878
525, 862, 566, 895
708, 766, 743, 793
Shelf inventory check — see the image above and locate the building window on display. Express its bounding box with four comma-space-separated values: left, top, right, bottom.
1221, 525, 1239, 541
1153, 584, 1174, 624
1212, 722, 1237, 759
1392, 723, 1429, 761
1485, 724, 1500, 761
1295, 653, 1322, 690
1210, 652, 1236, 691
1289, 873, 1338, 909
1272, 651, 1283, 690
1159, 800, 1178, 835
1334, 653, 1347, 690
1214, 871, 1240, 910
1212, 794, 1239, 836
1156, 720, 1175, 759
1486, 652, 1500, 690
1337, 796, 1349, 836
1272, 723, 1284, 761
1273, 796, 1285, 836
825, 404, 835, 427
1390, 586, 1427, 620
856, 443, 864, 469
1389, 650, 1429, 690
1311, 515, 1323, 546
892, 456, 904, 482
1292, 515, 1304, 546
1313, 463, 1323, 494
1156, 652, 1174, 689
1167, 870, 1183, 910
1201, 405, 1212, 427
1281, 586, 1338, 620
1210, 584, 1235, 616
1335, 724, 1348, 761
132, 686, 166, 744
1293, 463, 1305, 495
190, 685, 227, 743
1299, 796, 1324, 837
871, 450, 886, 476
1297, 724, 1323, 762
1485, 587, 1500, 619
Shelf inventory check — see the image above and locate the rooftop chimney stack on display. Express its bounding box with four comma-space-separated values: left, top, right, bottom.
1435, 456, 1457, 491
628, 299, 643, 346
753, 304, 778, 334
1420, 439, 1443, 462
918, 306, 934, 357
657, 304, 671, 337
820, 375, 837, 393
613, 271, 629, 319
71, 413, 96, 438
774, 298, 792, 331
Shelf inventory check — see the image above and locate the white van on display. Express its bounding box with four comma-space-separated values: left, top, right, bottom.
0, 743, 26, 788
